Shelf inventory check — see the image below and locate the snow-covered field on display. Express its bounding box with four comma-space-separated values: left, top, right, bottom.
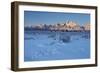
24, 31, 90, 61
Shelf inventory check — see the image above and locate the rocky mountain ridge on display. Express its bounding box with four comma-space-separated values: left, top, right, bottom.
25, 21, 90, 31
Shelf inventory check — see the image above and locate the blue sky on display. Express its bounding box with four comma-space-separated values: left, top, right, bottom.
24, 11, 90, 26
